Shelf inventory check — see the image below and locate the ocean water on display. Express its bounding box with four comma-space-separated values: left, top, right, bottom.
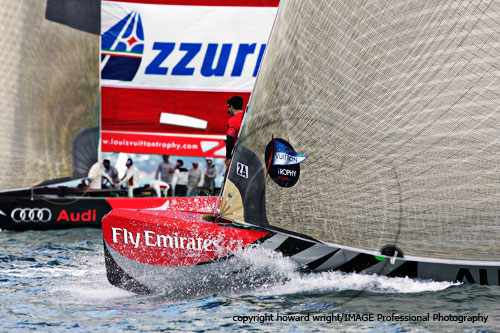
1, 228, 499, 332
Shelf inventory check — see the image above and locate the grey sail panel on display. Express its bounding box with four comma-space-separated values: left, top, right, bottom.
226, 0, 500, 261
72, 127, 99, 179
0, 1, 99, 189
45, 0, 100, 35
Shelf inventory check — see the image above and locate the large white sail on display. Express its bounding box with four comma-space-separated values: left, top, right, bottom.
0, 1, 98, 189
221, 0, 500, 261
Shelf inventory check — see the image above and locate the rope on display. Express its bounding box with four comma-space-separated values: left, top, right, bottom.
30, 186, 120, 205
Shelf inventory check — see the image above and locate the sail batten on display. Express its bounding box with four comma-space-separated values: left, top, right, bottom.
222, 0, 500, 261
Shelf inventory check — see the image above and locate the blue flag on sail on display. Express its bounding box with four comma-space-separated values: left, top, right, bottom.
272, 140, 307, 166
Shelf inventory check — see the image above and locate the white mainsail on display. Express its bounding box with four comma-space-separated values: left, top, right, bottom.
0, 1, 98, 189
221, 0, 500, 262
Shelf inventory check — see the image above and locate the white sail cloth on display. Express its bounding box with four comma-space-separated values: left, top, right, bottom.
0, 1, 98, 189
222, 0, 500, 261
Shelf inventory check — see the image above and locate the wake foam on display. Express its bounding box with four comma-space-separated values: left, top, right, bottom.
140, 246, 456, 299
65, 285, 133, 300
252, 270, 457, 297
137, 246, 298, 300
48, 245, 456, 302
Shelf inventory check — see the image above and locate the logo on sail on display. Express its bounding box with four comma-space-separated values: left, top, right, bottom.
265, 138, 306, 188
101, 11, 144, 81
272, 140, 307, 166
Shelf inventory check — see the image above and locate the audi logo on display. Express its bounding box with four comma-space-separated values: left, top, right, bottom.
11, 208, 52, 223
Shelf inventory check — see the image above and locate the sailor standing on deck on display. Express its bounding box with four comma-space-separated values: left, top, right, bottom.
204, 159, 218, 195
119, 158, 138, 197
171, 159, 189, 196
155, 155, 176, 196
225, 96, 244, 169
187, 161, 204, 196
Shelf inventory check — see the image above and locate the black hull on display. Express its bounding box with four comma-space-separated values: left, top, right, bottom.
0, 196, 110, 231
0, 187, 218, 231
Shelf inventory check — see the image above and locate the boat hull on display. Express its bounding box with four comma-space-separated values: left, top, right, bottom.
103, 208, 500, 292
0, 195, 217, 231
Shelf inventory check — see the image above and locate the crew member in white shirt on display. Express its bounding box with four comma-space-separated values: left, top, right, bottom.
119, 158, 138, 198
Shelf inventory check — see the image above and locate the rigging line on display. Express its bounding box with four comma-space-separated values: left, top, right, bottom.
213, 176, 224, 220
213, 156, 231, 220
265, 135, 274, 178
33, 191, 90, 205
30, 187, 117, 206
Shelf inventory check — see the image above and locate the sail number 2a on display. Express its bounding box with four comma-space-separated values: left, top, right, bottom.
237, 162, 249, 178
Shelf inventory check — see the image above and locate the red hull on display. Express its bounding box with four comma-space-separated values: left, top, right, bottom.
103, 206, 271, 267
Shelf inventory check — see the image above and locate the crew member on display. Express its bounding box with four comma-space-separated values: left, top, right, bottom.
187, 161, 204, 196
204, 159, 218, 195
119, 158, 138, 197
102, 159, 119, 185
155, 155, 175, 196
171, 159, 189, 196
225, 96, 244, 169
149, 180, 169, 197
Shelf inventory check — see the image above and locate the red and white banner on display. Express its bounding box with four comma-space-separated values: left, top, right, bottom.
100, 0, 278, 157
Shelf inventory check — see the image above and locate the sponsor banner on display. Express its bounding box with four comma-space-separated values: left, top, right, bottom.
101, 131, 226, 157
100, 1, 277, 156
101, 87, 250, 135
0, 198, 108, 231
0, 196, 218, 231
101, 2, 277, 90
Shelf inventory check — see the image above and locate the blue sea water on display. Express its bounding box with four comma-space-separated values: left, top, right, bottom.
1, 228, 499, 332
